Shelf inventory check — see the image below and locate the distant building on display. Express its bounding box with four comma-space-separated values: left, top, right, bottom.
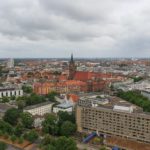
33, 82, 54, 95
33, 80, 88, 95
68, 54, 76, 80
76, 95, 150, 143
0, 88, 23, 98
7, 58, 14, 68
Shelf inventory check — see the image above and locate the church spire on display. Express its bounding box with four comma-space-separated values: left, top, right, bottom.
68, 53, 76, 80
71, 53, 73, 62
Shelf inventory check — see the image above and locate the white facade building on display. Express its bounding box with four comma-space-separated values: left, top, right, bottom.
24, 101, 53, 116
33, 115, 45, 128
53, 102, 73, 113
0, 88, 23, 98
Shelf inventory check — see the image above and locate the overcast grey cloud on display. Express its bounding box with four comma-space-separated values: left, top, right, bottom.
0, 0, 150, 58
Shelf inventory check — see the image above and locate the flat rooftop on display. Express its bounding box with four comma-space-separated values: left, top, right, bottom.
79, 94, 143, 113
56, 102, 73, 109
0, 103, 15, 113
24, 101, 53, 110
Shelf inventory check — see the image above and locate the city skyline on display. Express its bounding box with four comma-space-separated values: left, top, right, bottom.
0, 0, 150, 58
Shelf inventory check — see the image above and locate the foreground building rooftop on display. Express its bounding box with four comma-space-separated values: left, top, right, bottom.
78, 94, 143, 114
76, 94, 150, 143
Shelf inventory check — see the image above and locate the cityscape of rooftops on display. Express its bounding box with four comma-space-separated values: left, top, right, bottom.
0, 0, 150, 150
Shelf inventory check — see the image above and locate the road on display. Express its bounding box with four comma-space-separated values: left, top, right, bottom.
7, 145, 21, 150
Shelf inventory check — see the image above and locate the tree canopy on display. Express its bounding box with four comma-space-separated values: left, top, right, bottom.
58, 111, 75, 125
60, 121, 76, 137
0, 119, 13, 134
42, 114, 59, 135
20, 112, 34, 129
42, 112, 76, 136
3, 108, 20, 125
117, 90, 150, 112
24, 130, 38, 142
0, 141, 7, 150
22, 85, 33, 93
46, 91, 58, 102
41, 136, 77, 150
132, 76, 143, 82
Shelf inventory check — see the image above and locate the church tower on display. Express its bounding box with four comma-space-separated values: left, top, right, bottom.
68, 54, 76, 80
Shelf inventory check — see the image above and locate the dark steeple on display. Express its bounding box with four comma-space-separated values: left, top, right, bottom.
70, 53, 74, 62
68, 53, 76, 80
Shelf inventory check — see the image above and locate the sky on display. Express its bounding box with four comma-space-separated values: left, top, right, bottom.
0, 0, 150, 58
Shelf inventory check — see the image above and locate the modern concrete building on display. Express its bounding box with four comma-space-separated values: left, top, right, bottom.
0, 88, 23, 98
53, 102, 73, 113
76, 95, 150, 143
24, 101, 53, 116
141, 90, 150, 100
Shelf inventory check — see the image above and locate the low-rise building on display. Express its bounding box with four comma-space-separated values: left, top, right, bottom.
0, 88, 23, 98
24, 101, 53, 116
53, 102, 73, 113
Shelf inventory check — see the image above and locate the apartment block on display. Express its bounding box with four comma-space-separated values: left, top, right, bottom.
0, 88, 23, 98
76, 95, 150, 143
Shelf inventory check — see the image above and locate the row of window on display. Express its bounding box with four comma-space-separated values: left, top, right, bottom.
0, 90, 22, 97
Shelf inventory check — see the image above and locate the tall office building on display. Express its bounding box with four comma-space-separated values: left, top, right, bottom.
7, 58, 14, 68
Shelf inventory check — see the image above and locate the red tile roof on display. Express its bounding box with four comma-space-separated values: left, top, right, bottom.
68, 94, 79, 103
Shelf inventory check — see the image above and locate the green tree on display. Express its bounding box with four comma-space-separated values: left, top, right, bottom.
24, 130, 38, 143
18, 136, 24, 144
41, 135, 56, 150
60, 121, 76, 137
46, 91, 58, 102
99, 146, 107, 150
0, 141, 7, 150
10, 95, 16, 101
42, 114, 58, 135
117, 90, 150, 112
14, 123, 24, 136
41, 135, 50, 145
56, 136, 77, 150
0, 120, 14, 134
25, 93, 46, 106
2, 97, 9, 103
11, 135, 17, 143
0, 130, 3, 136
58, 111, 75, 125
40, 136, 77, 150
20, 112, 34, 129
22, 85, 33, 93
3, 108, 20, 125
43, 145, 56, 150
17, 99, 26, 110
132, 76, 143, 82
